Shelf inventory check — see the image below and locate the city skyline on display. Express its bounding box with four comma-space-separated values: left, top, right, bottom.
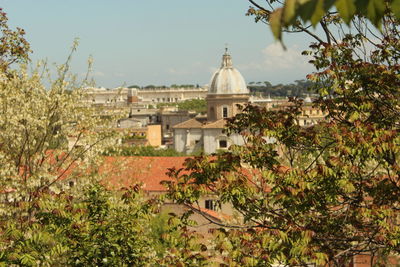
3, 0, 315, 88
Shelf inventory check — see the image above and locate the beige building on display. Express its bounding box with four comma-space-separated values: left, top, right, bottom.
158, 106, 197, 143
173, 49, 249, 154
116, 124, 162, 147
132, 87, 207, 104
83, 86, 207, 106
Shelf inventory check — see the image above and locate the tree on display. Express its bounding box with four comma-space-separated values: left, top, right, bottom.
0, 8, 31, 72
166, 3, 400, 266
248, 80, 315, 97
0, 39, 121, 264
103, 145, 185, 157
247, 0, 400, 40
0, 12, 208, 266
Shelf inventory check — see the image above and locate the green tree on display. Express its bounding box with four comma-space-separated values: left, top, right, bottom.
0, 11, 207, 266
103, 145, 185, 157
0, 182, 209, 266
247, 0, 400, 40
166, 3, 400, 266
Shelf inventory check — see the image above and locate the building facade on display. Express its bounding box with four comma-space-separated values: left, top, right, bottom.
83, 86, 207, 106
173, 49, 249, 154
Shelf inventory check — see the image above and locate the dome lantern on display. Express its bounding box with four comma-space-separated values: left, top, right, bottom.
208, 49, 249, 95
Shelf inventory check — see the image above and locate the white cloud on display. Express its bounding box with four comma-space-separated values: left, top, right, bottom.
238, 43, 311, 72
262, 43, 310, 70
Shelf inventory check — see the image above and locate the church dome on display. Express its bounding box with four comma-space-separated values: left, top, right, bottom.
208, 49, 249, 95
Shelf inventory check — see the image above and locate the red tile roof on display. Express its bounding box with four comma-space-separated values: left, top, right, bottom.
100, 156, 190, 191
190, 205, 231, 222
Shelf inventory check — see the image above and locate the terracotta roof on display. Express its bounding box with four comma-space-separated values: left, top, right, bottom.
173, 117, 207, 129
191, 205, 231, 222
100, 156, 190, 191
202, 119, 226, 129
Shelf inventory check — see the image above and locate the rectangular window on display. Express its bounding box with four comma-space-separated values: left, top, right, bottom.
222, 107, 228, 118
219, 140, 227, 148
205, 200, 218, 211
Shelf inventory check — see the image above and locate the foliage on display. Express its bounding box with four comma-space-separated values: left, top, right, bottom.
166, 4, 400, 267
0, 8, 31, 72
0, 183, 209, 266
248, 79, 316, 97
104, 145, 185, 157
247, 0, 400, 40
0, 12, 190, 266
0, 9, 210, 267
0, 45, 117, 217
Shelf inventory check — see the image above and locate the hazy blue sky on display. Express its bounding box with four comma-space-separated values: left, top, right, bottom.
3, 0, 316, 88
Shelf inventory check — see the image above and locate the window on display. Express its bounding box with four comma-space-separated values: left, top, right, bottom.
205, 200, 218, 211
222, 107, 228, 118
219, 140, 228, 148
166, 124, 170, 130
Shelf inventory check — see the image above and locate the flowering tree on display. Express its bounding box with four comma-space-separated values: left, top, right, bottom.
166, 3, 400, 267
0, 8, 30, 71
0, 11, 210, 265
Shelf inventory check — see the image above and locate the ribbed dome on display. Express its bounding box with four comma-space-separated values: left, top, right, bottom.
208, 50, 249, 95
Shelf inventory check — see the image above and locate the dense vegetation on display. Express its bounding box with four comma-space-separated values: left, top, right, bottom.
0, 11, 207, 266
103, 146, 185, 157
166, 1, 400, 266
1, 1, 400, 266
248, 79, 315, 97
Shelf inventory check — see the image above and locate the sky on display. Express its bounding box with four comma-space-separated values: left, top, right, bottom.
2, 0, 316, 88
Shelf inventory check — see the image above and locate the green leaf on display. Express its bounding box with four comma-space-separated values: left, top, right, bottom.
297, 0, 319, 22
269, 8, 283, 40
311, 0, 325, 26
283, 0, 298, 25
335, 0, 356, 24
393, 0, 400, 20
355, 0, 369, 14
367, 0, 386, 26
